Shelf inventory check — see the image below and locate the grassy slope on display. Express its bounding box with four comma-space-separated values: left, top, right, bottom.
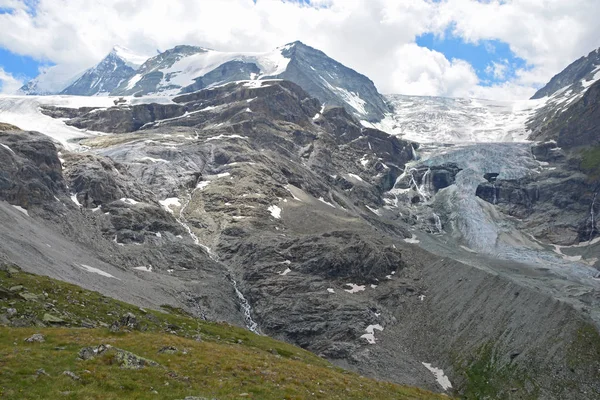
0, 266, 447, 400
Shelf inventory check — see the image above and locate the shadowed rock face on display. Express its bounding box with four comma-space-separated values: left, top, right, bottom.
277, 41, 389, 122
0, 130, 65, 207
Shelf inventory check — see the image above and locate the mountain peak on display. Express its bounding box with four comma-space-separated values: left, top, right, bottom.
108, 45, 150, 69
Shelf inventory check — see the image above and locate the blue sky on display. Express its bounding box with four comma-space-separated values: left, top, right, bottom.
0, 0, 598, 99
0, 48, 50, 82
416, 32, 528, 87
0, 25, 526, 88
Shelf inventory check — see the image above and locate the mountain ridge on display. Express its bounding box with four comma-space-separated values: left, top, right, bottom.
20, 41, 389, 122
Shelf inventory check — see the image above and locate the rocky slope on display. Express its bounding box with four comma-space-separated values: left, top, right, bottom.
2, 74, 600, 399
0, 265, 446, 400
531, 47, 600, 100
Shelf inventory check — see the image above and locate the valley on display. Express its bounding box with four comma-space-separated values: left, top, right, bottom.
1, 41, 600, 399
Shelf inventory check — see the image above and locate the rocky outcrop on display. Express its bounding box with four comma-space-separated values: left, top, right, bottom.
531, 47, 600, 99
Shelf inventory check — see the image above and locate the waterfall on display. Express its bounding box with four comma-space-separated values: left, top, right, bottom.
231, 278, 260, 334
419, 168, 432, 197
409, 168, 431, 200
492, 183, 497, 205
411, 144, 418, 161
175, 188, 213, 257
432, 212, 443, 234
177, 187, 260, 334
590, 191, 598, 242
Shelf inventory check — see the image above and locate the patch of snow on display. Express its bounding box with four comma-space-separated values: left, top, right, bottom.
0, 143, 15, 154
327, 288, 335, 293
404, 234, 420, 244
371, 284, 378, 289
344, 283, 366, 293
347, 173, 364, 182
139, 156, 169, 163
318, 197, 336, 208
12, 205, 29, 216
159, 198, 181, 213
365, 205, 381, 216
120, 198, 139, 205
419, 294, 426, 301
268, 205, 282, 219
134, 266, 153, 272
70, 194, 82, 207
80, 264, 120, 280
245, 107, 253, 113
422, 362, 453, 391
126, 74, 143, 90
205, 134, 248, 142
360, 324, 384, 344
278, 268, 291, 276
360, 154, 369, 167
196, 181, 211, 190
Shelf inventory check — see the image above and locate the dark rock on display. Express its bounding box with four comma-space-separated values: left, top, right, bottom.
158, 346, 178, 354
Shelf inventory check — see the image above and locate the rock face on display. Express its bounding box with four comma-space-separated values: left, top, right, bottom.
277, 41, 389, 122
530, 79, 600, 148
61, 47, 143, 96
531, 47, 600, 99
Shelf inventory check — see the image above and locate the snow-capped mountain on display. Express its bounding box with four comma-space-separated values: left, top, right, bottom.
20, 41, 388, 121
526, 46, 600, 145
532, 47, 600, 100
60, 46, 150, 96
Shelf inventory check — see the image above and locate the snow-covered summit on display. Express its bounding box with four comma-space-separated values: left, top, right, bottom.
20, 41, 389, 121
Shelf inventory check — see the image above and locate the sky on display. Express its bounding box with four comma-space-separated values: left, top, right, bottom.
0, 0, 599, 100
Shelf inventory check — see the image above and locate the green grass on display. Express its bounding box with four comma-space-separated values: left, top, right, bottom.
453, 342, 539, 400
581, 146, 600, 181
0, 265, 448, 399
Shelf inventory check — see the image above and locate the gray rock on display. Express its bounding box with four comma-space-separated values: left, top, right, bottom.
43, 313, 65, 324
62, 370, 80, 381
24, 333, 45, 343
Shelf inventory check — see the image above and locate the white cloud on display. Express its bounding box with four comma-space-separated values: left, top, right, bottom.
388, 44, 479, 97
0, 0, 598, 100
485, 60, 509, 81
0, 67, 23, 94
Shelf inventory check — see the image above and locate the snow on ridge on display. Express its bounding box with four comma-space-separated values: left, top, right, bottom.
158, 47, 291, 91
111, 45, 150, 69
